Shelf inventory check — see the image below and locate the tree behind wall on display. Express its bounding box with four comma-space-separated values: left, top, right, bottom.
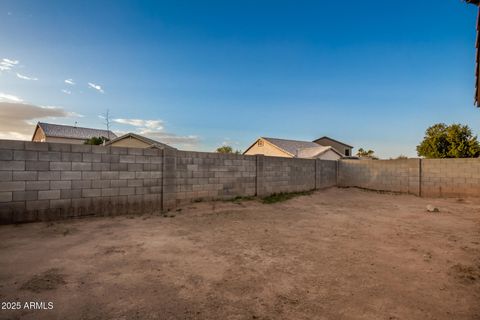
84, 136, 109, 145
356, 148, 378, 159
216, 145, 241, 154
416, 123, 480, 158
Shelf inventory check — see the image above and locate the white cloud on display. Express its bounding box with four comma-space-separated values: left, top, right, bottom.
67, 111, 84, 117
113, 117, 199, 148
0, 93, 23, 103
16, 73, 38, 81
114, 118, 163, 130
65, 79, 75, 85
88, 82, 104, 94
138, 129, 199, 146
62, 89, 72, 95
2, 58, 18, 66
0, 58, 19, 72
0, 100, 73, 140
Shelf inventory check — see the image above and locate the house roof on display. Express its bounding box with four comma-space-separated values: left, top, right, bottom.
465, 0, 480, 106
475, 6, 480, 106
105, 132, 176, 150
261, 137, 324, 157
296, 145, 343, 158
313, 136, 353, 148
35, 122, 117, 141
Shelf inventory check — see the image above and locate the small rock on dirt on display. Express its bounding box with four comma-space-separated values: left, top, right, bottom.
426, 205, 439, 213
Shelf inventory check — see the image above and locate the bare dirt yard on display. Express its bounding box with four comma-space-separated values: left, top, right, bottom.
0, 188, 479, 320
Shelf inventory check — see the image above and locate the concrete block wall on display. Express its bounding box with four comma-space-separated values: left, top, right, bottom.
421, 159, 480, 197
2, 139, 476, 223
0, 140, 163, 224
0, 140, 338, 223
338, 158, 479, 197
338, 159, 421, 195
316, 159, 337, 189
174, 150, 256, 204
262, 157, 316, 195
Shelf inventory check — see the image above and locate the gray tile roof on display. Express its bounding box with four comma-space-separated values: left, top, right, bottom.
262, 137, 320, 156
105, 132, 176, 150
38, 122, 117, 140
313, 136, 353, 148
296, 145, 335, 158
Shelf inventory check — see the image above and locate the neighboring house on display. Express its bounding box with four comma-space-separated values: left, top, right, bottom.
32, 122, 117, 144
465, 0, 480, 106
313, 136, 353, 157
105, 132, 176, 150
243, 137, 344, 160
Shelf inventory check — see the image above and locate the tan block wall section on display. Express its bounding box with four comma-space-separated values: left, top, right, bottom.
316, 160, 337, 189
175, 151, 257, 204
338, 158, 479, 197
421, 159, 480, 197
0, 140, 163, 224
262, 157, 316, 194
338, 159, 421, 195
45, 137, 90, 144
0, 140, 338, 224
1, 139, 477, 224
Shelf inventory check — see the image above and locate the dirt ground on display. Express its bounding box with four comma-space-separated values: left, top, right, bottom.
0, 188, 479, 320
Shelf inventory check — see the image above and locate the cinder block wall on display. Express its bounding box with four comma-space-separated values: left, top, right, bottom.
0, 140, 163, 224
262, 157, 316, 195
421, 159, 480, 197
338, 159, 420, 195
316, 160, 337, 189
0, 140, 337, 223
174, 151, 257, 204
338, 158, 480, 197
2, 139, 476, 224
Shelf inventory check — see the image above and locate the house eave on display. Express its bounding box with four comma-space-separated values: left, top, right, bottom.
313, 136, 353, 148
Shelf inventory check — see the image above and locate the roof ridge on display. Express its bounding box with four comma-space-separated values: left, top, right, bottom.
38, 122, 115, 133
36, 122, 117, 140
105, 132, 176, 150
313, 136, 353, 148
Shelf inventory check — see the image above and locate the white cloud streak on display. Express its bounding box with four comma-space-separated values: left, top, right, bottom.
62, 89, 72, 95
65, 79, 75, 85
16, 73, 38, 81
114, 118, 163, 130
0, 58, 19, 71
88, 82, 104, 94
0, 93, 23, 103
113, 118, 199, 147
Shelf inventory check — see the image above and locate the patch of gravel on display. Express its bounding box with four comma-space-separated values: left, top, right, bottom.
20, 268, 66, 293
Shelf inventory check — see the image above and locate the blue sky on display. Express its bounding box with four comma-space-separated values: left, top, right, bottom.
0, 0, 479, 158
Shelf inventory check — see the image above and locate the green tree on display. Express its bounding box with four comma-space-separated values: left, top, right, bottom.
84, 136, 109, 145
216, 145, 242, 154
416, 123, 480, 158
356, 148, 377, 159
216, 145, 233, 153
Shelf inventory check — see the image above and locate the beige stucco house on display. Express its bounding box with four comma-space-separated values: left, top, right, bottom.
243, 137, 345, 160
105, 132, 176, 150
32, 122, 117, 144
313, 136, 353, 157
